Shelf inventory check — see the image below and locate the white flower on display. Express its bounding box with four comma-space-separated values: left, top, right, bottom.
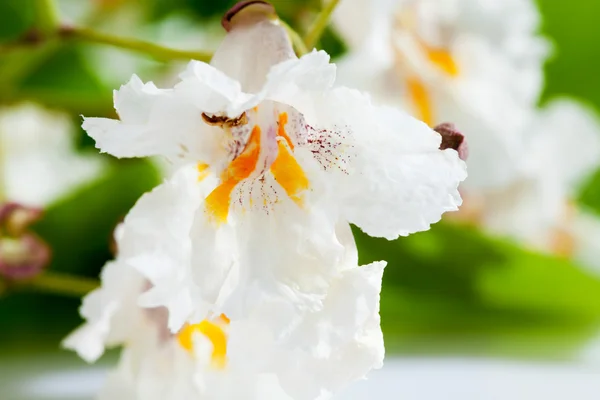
332, 0, 600, 258
63, 237, 386, 400
82, 2, 465, 332
476, 99, 600, 253
0, 103, 104, 207
332, 0, 548, 188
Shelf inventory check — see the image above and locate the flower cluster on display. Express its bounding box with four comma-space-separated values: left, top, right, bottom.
332, 0, 600, 262
64, 1, 466, 399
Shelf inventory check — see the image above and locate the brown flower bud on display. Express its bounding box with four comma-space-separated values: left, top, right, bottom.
0, 202, 43, 237
0, 234, 51, 281
434, 122, 468, 161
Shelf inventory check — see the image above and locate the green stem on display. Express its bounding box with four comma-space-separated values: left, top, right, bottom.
28, 272, 99, 297
303, 0, 341, 50
60, 26, 212, 62
34, 0, 61, 36
281, 20, 309, 57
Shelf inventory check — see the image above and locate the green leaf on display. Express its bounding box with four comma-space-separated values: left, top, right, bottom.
355, 222, 600, 357
538, 0, 600, 109
17, 45, 113, 115
0, 0, 35, 42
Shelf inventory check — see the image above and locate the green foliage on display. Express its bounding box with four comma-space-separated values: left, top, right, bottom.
17, 45, 112, 114
538, 0, 600, 109
0, 0, 36, 42
579, 169, 600, 215
355, 222, 600, 357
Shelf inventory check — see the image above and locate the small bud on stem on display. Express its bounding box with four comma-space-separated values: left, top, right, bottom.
434, 122, 468, 161
0, 203, 51, 281
222, 1, 277, 32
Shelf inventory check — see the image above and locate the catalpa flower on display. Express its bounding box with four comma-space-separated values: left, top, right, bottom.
332, 0, 548, 188
64, 226, 386, 400
83, 1, 465, 331
473, 99, 600, 255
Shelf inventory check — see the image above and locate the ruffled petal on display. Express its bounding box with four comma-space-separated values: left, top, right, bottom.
281, 86, 466, 239
84, 75, 217, 164
62, 261, 144, 362
117, 165, 216, 332
276, 262, 386, 400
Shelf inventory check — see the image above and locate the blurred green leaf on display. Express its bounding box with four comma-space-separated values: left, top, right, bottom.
17, 45, 113, 114
319, 26, 347, 58
578, 169, 600, 216
0, 0, 35, 42
538, 0, 600, 109
355, 222, 600, 358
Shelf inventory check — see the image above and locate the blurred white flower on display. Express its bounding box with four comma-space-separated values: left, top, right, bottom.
63, 231, 386, 399
474, 99, 600, 254
0, 103, 105, 208
81, 2, 465, 331
333, 0, 548, 188
332, 0, 600, 257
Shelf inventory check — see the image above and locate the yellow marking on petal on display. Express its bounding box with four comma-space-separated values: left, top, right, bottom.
271, 139, 309, 206
218, 313, 230, 324
205, 126, 262, 222
197, 163, 210, 181
177, 318, 229, 369
407, 77, 433, 126
425, 48, 459, 77
277, 112, 294, 150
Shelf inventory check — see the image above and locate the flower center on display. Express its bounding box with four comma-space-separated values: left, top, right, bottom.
203, 106, 310, 223
177, 314, 230, 369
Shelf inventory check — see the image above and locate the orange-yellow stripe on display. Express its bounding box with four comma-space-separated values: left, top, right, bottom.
407, 77, 433, 126
426, 48, 459, 77
270, 140, 309, 206
277, 112, 294, 150
177, 319, 228, 369
205, 125, 261, 222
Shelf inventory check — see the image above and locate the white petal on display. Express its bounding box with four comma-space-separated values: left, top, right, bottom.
84, 75, 214, 164
265, 51, 336, 98
210, 19, 295, 93
62, 261, 144, 362
282, 86, 466, 239
1, 103, 105, 207
118, 165, 214, 332
267, 262, 386, 400
526, 98, 600, 190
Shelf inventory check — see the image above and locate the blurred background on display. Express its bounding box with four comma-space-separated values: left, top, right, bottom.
2, 0, 600, 399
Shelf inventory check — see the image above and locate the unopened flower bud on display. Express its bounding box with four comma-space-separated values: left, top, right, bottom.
434, 122, 468, 161
222, 1, 277, 32
0, 202, 43, 237
0, 234, 51, 281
